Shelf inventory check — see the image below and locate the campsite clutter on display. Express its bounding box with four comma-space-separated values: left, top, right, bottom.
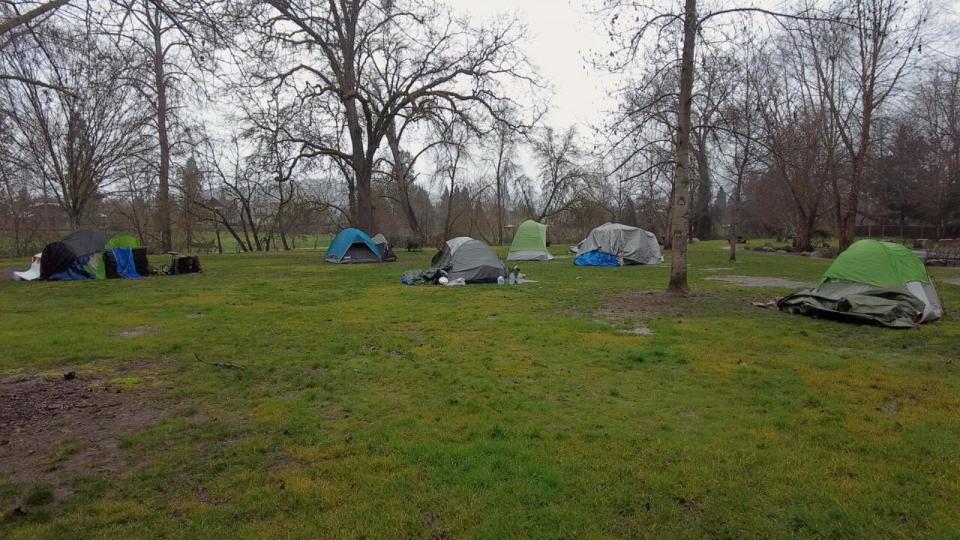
22, 225, 944, 330
13, 230, 201, 282
571, 222, 663, 267
371, 233, 398, 262
403, 236, 513, 286
778, 239, 943, 328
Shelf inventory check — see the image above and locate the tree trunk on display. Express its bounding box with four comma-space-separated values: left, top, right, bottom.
355, 163, 374, 232
385, 124, 423, 240
837, 191, 857, 250
214, 216, 223, 254
692, 133, 712, 240
443, 187, 455, 240
667, 0, 698, 294
152, 16, 172, 252
795, 210, 816, 252
729, 183, 742, 263
0, 0, 69, 37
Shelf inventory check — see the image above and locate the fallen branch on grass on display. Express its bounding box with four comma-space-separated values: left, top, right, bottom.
194, 353, 245, 370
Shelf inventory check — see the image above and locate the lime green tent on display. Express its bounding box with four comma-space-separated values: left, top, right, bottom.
507, 220, 553, 261
96, 234, 141, 279
821, 240, 930, 287
780, 240, 942, 327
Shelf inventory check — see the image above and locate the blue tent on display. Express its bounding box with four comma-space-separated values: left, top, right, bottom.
325, 228, 383, 264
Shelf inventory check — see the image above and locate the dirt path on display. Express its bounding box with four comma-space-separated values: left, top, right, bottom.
705, 275, 813, 289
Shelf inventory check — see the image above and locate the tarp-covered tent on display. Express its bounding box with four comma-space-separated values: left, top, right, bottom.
98, 234, 143, 279
572, 222, 662, 266
371, 233, 398, 262
325, 228, 382, 264
431, 237, 507, 283
40, 230, 109, 280
508, 220, 553, 261
779, 240, 943, 328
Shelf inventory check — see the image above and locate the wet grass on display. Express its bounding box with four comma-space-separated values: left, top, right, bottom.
0, 241, 958, 538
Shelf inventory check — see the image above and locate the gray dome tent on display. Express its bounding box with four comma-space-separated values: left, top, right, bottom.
431, 237, 507, 283
571, 223, 662, 265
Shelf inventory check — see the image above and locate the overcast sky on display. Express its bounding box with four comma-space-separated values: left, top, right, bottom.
446, 0, 960, 135
446, 0, 614, 132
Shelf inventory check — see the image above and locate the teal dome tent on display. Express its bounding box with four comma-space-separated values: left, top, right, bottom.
325, 228, 383, 264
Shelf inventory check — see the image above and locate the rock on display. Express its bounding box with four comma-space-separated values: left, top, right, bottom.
762, 246, 775, 253
63, 371, 76, 381
691, 237, 701, 243
776, 249, 788, 254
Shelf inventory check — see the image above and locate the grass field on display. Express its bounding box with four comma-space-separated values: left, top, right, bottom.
1, 241, 959, 538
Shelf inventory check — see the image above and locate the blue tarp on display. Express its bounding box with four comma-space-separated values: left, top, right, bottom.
47, 255, 95, 281
111, 248, 141, 279
574, 251, 620, 267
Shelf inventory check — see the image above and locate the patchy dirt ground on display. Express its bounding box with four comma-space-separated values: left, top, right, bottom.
0, 363, 167, 503
599, 290, 734, 324
705, 275, 813, 289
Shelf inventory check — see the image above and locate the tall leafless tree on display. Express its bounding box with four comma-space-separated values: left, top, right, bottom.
244, 0, 538, 232
0, 27, 151, 230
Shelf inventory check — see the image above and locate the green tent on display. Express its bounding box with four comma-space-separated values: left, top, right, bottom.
779, 240, 943, 328
97, 234, 141, 279
820, 240, 930, 287
507, 220, 553, 261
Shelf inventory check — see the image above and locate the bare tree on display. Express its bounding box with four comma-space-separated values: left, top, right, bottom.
531, 126, 586, 221
106, 0, 216, 251
718, 51, 763, 262
0, 28, 151, 230
240, 95, 311, 250
600, 0, 848, 292
190, 136, 270, 252
798, 0, 925, 250
0, 1, 70, 38
433, 116, 474, 240
244, 0, 538, 232
485, 114, 520, 244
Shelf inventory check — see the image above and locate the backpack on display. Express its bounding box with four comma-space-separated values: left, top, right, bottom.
173, 255, 202, 275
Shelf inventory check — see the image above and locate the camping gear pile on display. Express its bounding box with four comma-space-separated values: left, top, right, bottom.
571, 222, 662, 266
508, 220, 553, 261
402, 236, 508, 285
14, 230, 201, 282
371, 233, 398, 262
778, 240, 943, 328
325, 228, 397, 264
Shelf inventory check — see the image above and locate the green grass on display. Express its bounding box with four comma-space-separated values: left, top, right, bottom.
1, 242, 958, 538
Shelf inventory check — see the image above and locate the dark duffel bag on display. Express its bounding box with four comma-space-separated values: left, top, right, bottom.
133, 248, 150, 276
103, 250, 120, 279
173, 255, 202, 275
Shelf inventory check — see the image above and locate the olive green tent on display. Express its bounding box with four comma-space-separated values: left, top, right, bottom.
508, 220, 553, 261
96, 234, 141, 279
779, 240, 943, 328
